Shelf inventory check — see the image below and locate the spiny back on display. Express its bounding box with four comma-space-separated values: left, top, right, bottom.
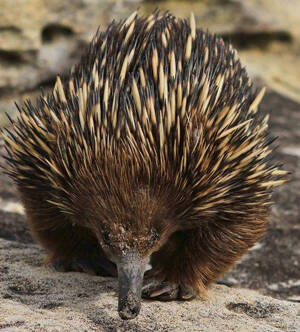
2, 11, 286, 223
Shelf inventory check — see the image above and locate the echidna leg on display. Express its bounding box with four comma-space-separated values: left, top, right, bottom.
36, 225, 117, 277
21, 195, 117, 277
143, 226, 253, 301
142, 229, 199, 300
50, 242, 117, 277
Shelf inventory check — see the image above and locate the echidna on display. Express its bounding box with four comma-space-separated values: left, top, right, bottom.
2, 11, 287, 320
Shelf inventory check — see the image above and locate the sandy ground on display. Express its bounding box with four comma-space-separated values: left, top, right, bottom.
0, 236, 299, 331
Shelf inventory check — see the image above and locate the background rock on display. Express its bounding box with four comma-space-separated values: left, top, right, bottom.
1, 1, 300, 126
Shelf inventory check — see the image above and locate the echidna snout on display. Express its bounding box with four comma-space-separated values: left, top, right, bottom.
116, 253, 148, 320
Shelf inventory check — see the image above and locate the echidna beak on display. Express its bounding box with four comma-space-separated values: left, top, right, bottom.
117, 253, 148, 320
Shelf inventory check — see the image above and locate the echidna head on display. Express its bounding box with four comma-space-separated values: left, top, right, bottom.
94, 191, 174, 320
68, 174, 176, 319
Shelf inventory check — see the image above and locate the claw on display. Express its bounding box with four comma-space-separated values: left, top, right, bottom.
217, 278, 237, 287
149, 282, 177, 298
142, 280, 158, 297
142, 279, 196, 301
179, 285, 197, 300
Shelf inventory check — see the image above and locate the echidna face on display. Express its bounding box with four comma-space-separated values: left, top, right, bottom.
96, 224, 161, 258
75, 184, 167, 259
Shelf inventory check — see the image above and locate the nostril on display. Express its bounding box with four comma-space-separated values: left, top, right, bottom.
130, 305, 139, 315
119, 303, 140, 320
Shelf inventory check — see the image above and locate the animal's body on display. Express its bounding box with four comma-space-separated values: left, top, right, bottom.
2, 11, 287, 319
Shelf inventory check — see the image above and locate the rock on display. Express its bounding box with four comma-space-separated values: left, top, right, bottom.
282, 147, 300, 158
287, 296, 300, 303
0, 199, 25, 215
0, 235, 299, 331
0, 0, 142, 102
0, 211, 32, 244
0, 97, 19, 128
0, 0, 144, 127
143, 0, 300, 103
1, 0, 300, 109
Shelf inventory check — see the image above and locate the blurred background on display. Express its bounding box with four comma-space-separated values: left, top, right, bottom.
0, 0, 299, 303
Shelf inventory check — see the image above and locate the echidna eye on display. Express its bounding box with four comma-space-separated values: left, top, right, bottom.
102, 231, 110, 245
149, 230, 159, 243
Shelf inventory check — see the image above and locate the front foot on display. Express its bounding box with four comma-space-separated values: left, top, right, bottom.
142, 279, 197, 301
50, 255, 117, 277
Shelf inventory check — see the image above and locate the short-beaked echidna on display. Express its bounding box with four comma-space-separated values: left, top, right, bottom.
2, 11, 287, 320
